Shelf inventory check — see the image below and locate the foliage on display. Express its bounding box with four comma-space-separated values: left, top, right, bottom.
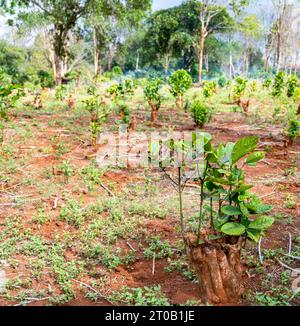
286, 75, 299, 98
160, 134, 273, 246
143, 78, 163, 111
168, 69, 192, 110
144, 79, 162, 110
190, 101, 212, 128
203, 80, 217, 98
263, 78, 272, 89
83, 87, 109, 145
110, 285, 170, 306
232, 76, 247, 100
0, 82, 24, 143
286, 118, 300, 144
218, 76, 227, 88
272, 72, 285, 97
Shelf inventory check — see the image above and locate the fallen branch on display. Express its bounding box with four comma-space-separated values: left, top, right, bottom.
73, 279, 115, 305
288, 232, 292, 256
258, 237, 263, 264
13, 297, 50, 306
99, 182, 115, 197
152, 253, 156, 276
284, 254, 300, 261
277, 259, 300, 273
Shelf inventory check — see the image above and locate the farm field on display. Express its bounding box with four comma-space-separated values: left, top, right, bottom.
0, 83, 299, 306
0, 0, 300, 309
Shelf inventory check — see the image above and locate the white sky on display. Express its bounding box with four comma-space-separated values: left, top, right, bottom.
152, 0, 183, 11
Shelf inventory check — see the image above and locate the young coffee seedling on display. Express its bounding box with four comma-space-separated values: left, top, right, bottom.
286, 75, 299, 98
203, 80, 217, 98
272, 72, 285, 97
168, 69, 192, 111
83, 87, 109, 146
190, 100, 212, 128
0, 83, 24, 144
143, 79, 163, 124
158, 134, 273, 304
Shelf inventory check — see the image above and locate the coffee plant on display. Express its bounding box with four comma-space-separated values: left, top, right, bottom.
232, 76, 248, 100
286, 118, 300, 145
190, 101, 212, 128
286, 75, 299, 98
83, 87, 109, 146
143, 79, 163, 123
0, 83, 24, 144
272, 72, 285, 97
203, 81, 217, 98
168, 69, 192, 110
263, 78, 272, 89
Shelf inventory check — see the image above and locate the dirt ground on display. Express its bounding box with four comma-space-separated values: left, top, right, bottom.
0, 101, 299, 306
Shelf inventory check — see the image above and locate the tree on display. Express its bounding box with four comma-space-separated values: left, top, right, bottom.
1, 0, 95, 84
238, 15, 263, 74
1, 0, 150, 83
86, 0, 151, 77
194, 0, 231, 83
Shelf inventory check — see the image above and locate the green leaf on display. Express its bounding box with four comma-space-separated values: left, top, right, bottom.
246, 229, 261, 243
206, 176, 232, 186
231, 136, 259, 164
255, 204, 273, 214
245, 151, 265, 165
221, 223, 246, 236
248, 216, 274, 231
221, 205, 242, 216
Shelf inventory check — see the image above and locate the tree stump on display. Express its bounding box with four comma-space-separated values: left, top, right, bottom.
186, 236, 243, 305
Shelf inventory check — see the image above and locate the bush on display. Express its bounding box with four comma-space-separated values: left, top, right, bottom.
168, 69, 192, 110
143, 79, 163, 123
218, 76, 227, 88
190, 101, 212, 128
111, 66, 123, 77
286, 75, 299, 98
232, 76, 248, 100
203, 80, 217, 98
263, 78, 272, 89
287, 118, 300, 144
272, 72, 285, 97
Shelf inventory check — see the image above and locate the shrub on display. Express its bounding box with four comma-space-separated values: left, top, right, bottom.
143, 79, 162, 123
287, 118, 300, 145
263, 78, 272, 89
0, 83, 24, 144
286, 75, 299, 98
111, 66, 123, 77
203, 80, 217, 98
218, 76, 227, 88
83, 87, 109, 145
190, 101, 212, 128
272, 72, 285, 97
168, 69, 192, 110
232, 76, 248, 100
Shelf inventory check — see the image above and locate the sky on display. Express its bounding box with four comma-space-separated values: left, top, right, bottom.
152, 0, 183, 11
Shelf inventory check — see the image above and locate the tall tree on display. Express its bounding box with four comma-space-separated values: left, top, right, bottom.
87, 0, 151, 77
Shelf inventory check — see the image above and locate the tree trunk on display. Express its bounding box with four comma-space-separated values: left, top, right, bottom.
136, 50, 140, 71
164, 55, 170, 79
93, 28, 99, 77
55, 54, 63, 85
186, 237, 243, 304
198, 28, 206, 84
150, 107, 158, 124
107, 51, 112, 71
276, 32, 281, 72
